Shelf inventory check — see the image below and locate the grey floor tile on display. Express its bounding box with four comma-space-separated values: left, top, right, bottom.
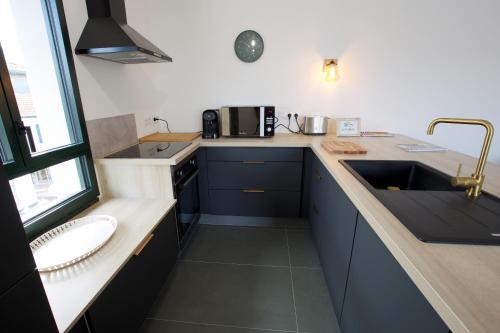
140, 319, 294, 333
182, 225, 289, 266
287, 229, 321, 268
292, 268, 340, 333
148, 261, 297, 332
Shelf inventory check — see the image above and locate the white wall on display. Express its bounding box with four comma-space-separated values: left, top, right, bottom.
63, 0, 500, 163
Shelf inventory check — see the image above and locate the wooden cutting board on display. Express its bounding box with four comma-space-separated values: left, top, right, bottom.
321, 140, 368, 154
139, 132, 202, 143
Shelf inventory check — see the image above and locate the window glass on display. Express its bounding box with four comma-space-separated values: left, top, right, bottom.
9, 157, 86, 222
0, 115, 13, 163
0, 0, 76, 154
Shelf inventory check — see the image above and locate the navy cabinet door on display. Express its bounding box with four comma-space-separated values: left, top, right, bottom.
208, 161, 303, 191
307, 152, 324, 230
205, 147, 303, 217
0, 163, 35, 295
196, 148, 210, 214
209, 189, 301, 217
0, 271, 57, 332
301, 148, 312, 217
88, 210, 178, 333
341, 215, 449, 333
308, 154, 358, 320
207, 147, 303, 162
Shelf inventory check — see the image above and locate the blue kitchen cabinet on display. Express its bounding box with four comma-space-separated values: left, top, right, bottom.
0, 163, 36, 296
0, 163, 57, 332
307, 152, 358, 320
0, 271, 58, 332
206, 147, 303, 162
196, 148, 210, 214
340, 214, 449, 333
87, 210, 178, 333
208, 161, 302, 191
300, 148, 313, 217
205, 147, 303, 217
209, 189, 301, 217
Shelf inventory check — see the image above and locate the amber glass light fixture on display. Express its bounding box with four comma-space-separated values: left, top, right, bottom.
324, 59, 339, 81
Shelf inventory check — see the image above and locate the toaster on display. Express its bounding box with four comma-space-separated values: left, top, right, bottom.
303, 116, 328, 135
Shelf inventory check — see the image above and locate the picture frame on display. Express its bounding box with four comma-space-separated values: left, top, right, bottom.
336, 118, 361, 137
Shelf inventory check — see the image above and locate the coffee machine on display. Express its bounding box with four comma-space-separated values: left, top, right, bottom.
202, 110, 220, 139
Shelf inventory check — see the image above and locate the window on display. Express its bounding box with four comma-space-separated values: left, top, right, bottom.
0, 0, 98, 238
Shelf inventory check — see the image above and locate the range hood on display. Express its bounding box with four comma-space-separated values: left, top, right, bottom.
75, 0, 172, 64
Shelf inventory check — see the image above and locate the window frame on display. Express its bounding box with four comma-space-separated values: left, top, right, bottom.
0, 0, 99, 239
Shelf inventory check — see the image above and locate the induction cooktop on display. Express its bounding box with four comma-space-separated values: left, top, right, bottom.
106, 142, 192, 159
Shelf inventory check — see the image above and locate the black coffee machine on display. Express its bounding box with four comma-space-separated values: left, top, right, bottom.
202, 110, 220, 139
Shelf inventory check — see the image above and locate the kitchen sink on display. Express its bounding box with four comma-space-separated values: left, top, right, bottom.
340, 160, 500, 245
340, 160, 461, 192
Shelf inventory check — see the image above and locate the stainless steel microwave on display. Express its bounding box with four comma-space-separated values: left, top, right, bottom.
220, 106, 275, 137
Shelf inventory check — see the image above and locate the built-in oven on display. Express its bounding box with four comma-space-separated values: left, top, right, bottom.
172, 154, 200, 249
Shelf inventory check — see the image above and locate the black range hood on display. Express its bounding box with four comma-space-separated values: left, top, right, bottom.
75, 0, 172, 64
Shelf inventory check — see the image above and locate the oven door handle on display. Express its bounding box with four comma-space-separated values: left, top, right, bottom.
177, 169, 200, 191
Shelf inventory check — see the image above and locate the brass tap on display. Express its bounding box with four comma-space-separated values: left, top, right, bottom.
427, 118, 494, 198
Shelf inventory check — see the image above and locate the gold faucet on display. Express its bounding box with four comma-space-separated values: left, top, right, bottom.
427, 118, 494, 199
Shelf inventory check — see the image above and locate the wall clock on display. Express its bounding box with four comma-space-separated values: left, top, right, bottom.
234, 30, 264, 63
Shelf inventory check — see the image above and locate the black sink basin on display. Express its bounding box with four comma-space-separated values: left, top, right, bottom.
340, 160, 500, 245
341, 160, 461, 191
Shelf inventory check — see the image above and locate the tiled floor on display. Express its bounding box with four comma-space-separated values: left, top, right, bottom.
140, 217, 340, 333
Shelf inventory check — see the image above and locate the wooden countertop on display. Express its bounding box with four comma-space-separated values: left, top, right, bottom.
138, 131, 202, 143
39, 198, 176, 333
191, 134, 500, 333
94, 133, 500, 333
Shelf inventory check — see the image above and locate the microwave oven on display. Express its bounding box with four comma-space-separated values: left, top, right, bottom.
220, 106, 275, 137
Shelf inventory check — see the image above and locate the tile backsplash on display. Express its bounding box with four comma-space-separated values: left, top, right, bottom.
86, 114, 138, 158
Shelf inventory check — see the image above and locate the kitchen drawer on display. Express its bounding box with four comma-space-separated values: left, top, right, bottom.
209, 189, 301, 217
207, 147, 303, 162
208, 161, 302, 190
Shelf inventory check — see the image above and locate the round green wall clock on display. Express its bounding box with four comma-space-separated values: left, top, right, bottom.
234, 30, 264, 63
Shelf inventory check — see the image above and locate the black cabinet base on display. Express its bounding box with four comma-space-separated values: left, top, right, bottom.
209, 190, 301, 217
340, 215, 449, 333
86, 210, 178, 333
0, 271, 58, 332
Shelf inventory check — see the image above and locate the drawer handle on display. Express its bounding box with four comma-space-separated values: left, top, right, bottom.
134, 234, 154, 256
312, 203, 319, 215
243, 189, 265, 193
243, 161, 265, 164
314, 169, 322, 180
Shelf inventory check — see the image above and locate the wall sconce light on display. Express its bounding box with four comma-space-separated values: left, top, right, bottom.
323, 59, 339, 82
